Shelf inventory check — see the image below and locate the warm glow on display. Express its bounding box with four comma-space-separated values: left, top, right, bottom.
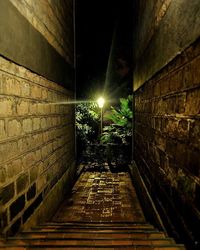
97, 97, 105, 108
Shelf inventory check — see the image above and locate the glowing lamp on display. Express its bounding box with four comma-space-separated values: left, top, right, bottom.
97, 97, 105, 108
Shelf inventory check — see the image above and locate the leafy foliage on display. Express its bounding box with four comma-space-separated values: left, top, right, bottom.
101, 95, 133, 144
76, 102, 99, 158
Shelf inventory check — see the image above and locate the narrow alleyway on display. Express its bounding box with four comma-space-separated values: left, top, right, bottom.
0, 171, 186, 249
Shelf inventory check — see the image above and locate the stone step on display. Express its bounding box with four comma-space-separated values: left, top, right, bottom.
32, 225, 156, 231
20, 231, 167, 239
0, 238, 175, 246
44, 222, 154, 228
31, 228, 160, 234
49, 221, 150, 225
0, 244, 186, 249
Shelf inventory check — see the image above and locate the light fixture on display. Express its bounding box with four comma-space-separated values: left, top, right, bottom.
97, 97, 105, 137
97, 97, 105, 108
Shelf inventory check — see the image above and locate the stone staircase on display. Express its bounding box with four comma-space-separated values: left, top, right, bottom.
0, 221, 186, 249
0, 172, 186, 249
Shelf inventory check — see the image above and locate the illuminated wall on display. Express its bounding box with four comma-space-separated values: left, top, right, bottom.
0, 0, 75, 235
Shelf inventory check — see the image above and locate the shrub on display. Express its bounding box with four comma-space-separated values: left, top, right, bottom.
76, 102, 99, 158
101, 95, 132, 145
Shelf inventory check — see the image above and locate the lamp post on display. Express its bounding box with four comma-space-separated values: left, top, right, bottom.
97, 97, 105, 137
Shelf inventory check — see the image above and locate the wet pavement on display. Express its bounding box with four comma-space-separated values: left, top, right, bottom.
53, 172, 146, 223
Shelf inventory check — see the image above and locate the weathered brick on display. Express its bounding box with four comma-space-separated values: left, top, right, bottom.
10, 194, 25, 220
7, 158, 23, 178
48, 91, 53, 101
29, 102, 38, 114
21, 82, 30, 97
190, 120, 199, 136
44, 103, 51, 113
37, 174, 47, 192
23, 152, 36, 169
33, 117, 41, 130
17, 100, 29, 115
16, 172, 29, 194
52, 140, 58, 150
160, 77, 170, 95
42, 88, 48, 100
41, 145, 49, 159
8, 119, 21, 137
1, 182, 15, 204
32, 133, 43, 147
169, 70, 183, 92
191, 56, 200, 85
182, 63, 193, 88
52, 117, 57, 126
41, 117, 47, 129
0, 167, 6, 183
22, 118, 32, 133
31, 85, 42, 99
37, 103, 45, 114
166, 118, 178, 138
165, 96, 176, 114
190, 120, 200, 149
46, 117, 53, 128
1, 209, 8, 228
43, 131, 50, 142
18, 136, 33, 153
185, 89, 200, 115
0, 141, 18, 163
30, 162, 42, 183
0, 120, 6, 139
35, 149, 42, 161
177, 119, 189, 139
2, 74, 20, 96
0, 98, 13, 116
50, 104, 57, 113
27, 183, 36, 201
175, 94, 186, 114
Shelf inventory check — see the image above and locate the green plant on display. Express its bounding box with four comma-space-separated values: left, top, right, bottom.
76, 102, 99, 158
101, 95, 133, 144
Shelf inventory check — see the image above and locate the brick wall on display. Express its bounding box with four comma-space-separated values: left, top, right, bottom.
132, 1, 200, 247
0, 56, 75, 235
0, 0, 75, 235
134, 38, 200, 247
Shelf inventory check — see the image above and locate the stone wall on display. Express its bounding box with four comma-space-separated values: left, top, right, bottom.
134, 33, 200, 250
0, 0, 75, 235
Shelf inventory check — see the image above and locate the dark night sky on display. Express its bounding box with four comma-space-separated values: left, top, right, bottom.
75, 0, 134, 99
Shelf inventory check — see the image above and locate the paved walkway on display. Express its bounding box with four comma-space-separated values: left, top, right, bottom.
0, 171, 185, 249
53, 172, 145, 223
